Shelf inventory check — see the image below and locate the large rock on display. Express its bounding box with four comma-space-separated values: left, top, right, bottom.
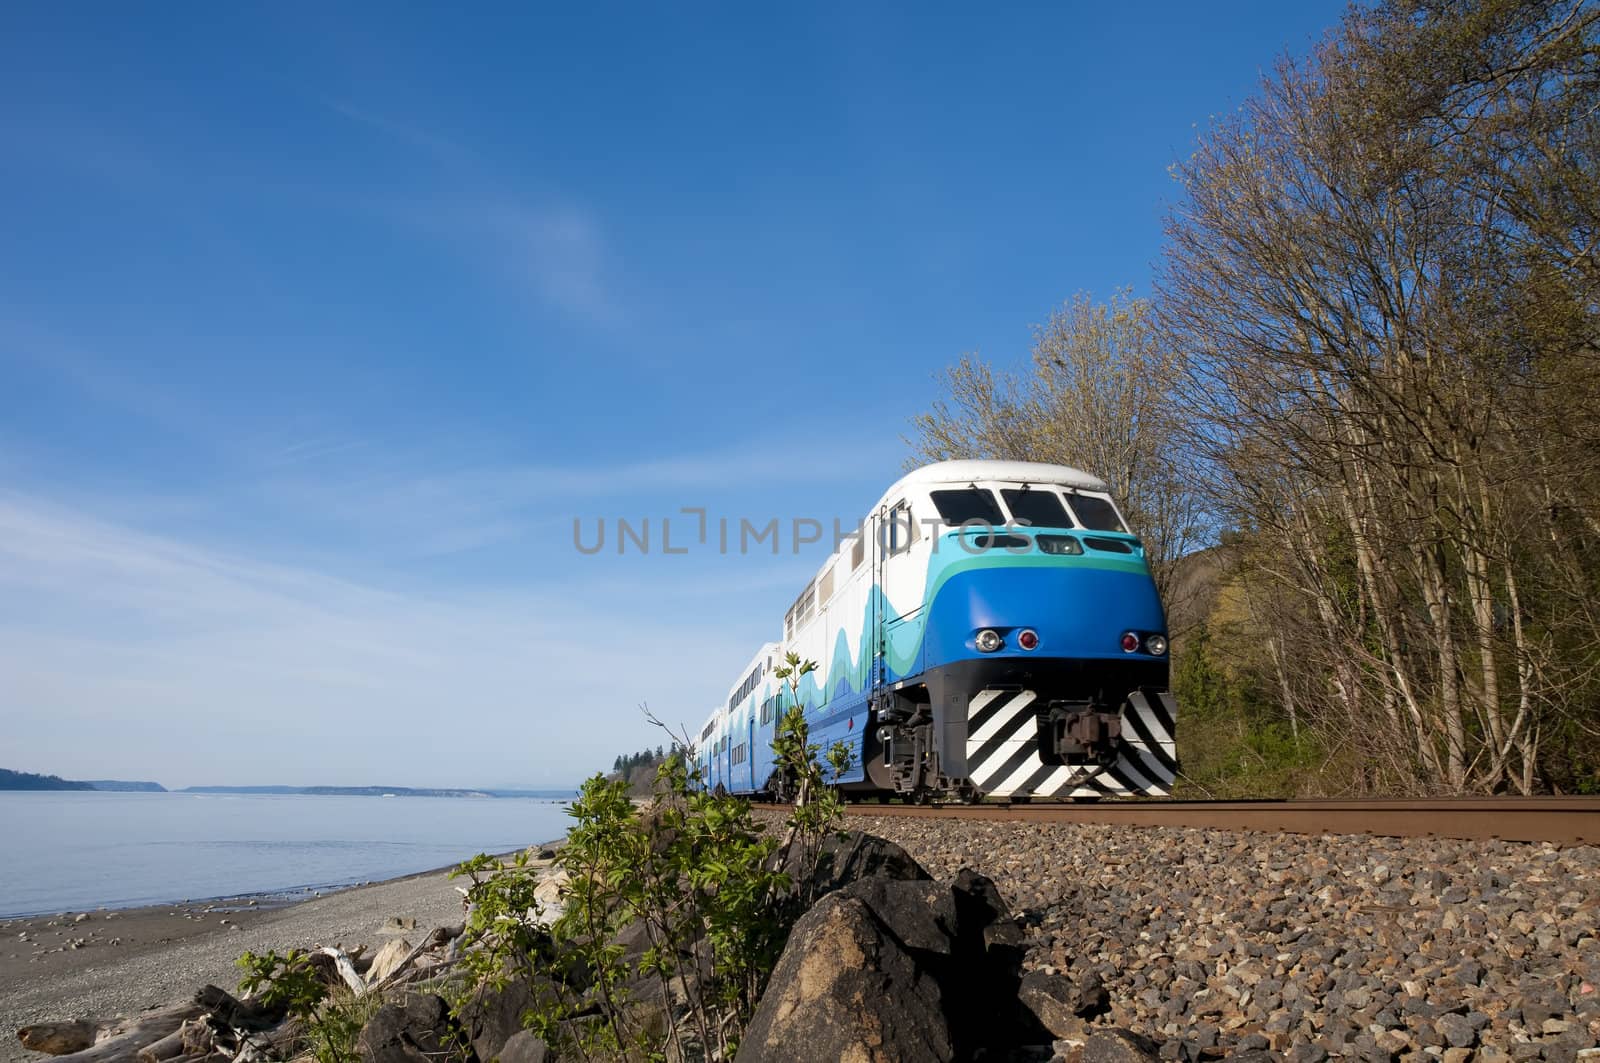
777, 830, 931, 902
357, 993, 476, 1063
458, 977, 536, 1063
835, 869, 1043, 1054
1081, 1029, 1160, 1063
952, 868, 1023, 961
735, 893, 952, 1063
1018, 969, 1110, 1038
496, 1030, 550, 1063
835, 876, 961, 955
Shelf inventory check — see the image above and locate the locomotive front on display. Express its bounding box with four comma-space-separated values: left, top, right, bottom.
865, 462, 1178, 801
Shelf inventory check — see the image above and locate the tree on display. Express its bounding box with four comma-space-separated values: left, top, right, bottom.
1158, 0, 1600, 794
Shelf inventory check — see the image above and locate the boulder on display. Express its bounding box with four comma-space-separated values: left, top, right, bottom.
357, 993, 475, 1063
834, 876, 961, 955
953, 868, 1026, 969
735, 893, 952, 1063
1018, 970, 1109, 1038
1081, 1029, 1161, 1063
496, 1030, 550, 1063
776, 830, 930, 902
833, 868, 1043, 1056
459, 978, 534, 1062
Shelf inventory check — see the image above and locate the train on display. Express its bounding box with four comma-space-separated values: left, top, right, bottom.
693, 460, 1178, 802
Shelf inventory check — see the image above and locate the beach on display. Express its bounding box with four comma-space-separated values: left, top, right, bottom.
0, 863, 477, 1063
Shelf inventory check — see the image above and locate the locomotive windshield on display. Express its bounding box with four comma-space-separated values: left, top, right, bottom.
929, 487, 1004, 526
1000, 488, 1071, 529
1066, 493, 1127, 532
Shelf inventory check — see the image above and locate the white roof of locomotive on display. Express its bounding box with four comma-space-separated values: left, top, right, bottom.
880, 460, 1107, 504
793, 460, 1114, 602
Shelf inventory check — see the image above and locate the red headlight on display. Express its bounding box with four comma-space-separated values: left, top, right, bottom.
1120, 631, 1140, 653
1018, 629, 1039, 651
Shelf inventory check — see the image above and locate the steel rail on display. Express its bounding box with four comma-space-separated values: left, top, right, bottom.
751, 797, 1600, 845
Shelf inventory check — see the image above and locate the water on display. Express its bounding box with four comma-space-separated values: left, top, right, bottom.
0, 791, 577, 917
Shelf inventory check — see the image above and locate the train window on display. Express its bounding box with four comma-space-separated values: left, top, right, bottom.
887, 501, 916, 555
819, 569, 834, 603
1001, 488, 1071, 529
1037, 534, 1085, 555
1067, 493, 1127, 532
851, 533, 864, 570
930, 488, 1004, 527
786, 583, 815, 629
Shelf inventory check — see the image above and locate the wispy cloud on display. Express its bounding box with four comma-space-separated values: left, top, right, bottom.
498, 204, 617, 325
0, 314, 216, 439
327, 103, 622, 327
237, 430, 901, 560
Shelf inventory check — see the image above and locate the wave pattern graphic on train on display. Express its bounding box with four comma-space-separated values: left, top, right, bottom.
695, 461, 1178, 803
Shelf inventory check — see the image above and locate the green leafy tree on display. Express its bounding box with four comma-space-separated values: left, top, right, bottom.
771, 653, 853, 903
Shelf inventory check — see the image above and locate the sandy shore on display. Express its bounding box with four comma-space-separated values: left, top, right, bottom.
0, 849, 553, 1063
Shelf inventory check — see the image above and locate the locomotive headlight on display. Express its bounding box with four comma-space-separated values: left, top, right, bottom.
976, 629, 1003, 652
1017, 629, 1039, 651
1120, 631, 1140, 653
1144, 633, 1169, 656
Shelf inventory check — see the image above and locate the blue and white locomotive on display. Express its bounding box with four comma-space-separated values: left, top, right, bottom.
694, 460, 1178, 802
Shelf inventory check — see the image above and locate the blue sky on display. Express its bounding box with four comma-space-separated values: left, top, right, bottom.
0, 2, 1345, 787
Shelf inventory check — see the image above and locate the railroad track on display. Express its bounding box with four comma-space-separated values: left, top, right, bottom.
752, 797, 1600, 845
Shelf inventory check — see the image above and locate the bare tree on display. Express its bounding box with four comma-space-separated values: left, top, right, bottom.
1159, 0, 1600, 794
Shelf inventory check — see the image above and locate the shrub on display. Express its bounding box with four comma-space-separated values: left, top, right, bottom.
448, 656, 849, 1061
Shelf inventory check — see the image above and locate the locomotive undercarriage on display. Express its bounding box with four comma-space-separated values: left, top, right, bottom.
850, 657, 1176, 802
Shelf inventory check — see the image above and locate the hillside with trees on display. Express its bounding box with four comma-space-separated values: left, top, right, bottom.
0, 768, 95, 791
911, 0, 1600, 797
608, 747, 669, 796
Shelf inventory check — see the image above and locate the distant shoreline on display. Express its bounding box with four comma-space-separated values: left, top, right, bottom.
177, 786, 578, 799
0, 781, 579, 799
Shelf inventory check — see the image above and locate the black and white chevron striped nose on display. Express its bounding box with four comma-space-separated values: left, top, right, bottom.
963, 688, 1178, 798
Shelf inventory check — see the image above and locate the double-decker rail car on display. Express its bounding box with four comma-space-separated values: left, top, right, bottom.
695, 460, 1177, 802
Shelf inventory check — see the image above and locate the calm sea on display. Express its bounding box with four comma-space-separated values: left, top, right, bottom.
0, 791, 577, 918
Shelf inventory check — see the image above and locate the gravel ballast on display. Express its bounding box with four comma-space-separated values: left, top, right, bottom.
840, 814, 1600, 1060
8, 816, 1598, 1061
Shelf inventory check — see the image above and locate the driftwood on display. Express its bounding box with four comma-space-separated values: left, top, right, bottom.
17, 1021, 100, 1055
20, 925, 463, 1063
362, 925, 463, 992
133, 1020, 200, 1063
191, 986, 285, 1032
23, 1005, 203, 1063
312, 947, 365, 994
